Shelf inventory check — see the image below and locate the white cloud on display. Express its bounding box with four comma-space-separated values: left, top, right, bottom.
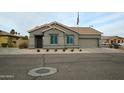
97, 19, 124, 37
0, 12, 124, 37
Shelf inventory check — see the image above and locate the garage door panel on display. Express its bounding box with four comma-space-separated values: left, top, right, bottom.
79, 39, 98, 48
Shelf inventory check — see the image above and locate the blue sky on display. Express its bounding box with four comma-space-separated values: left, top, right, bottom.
0, 12, 124, 37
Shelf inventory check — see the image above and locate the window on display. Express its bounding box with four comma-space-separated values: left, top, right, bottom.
50, 34, 58, 44
118, 40, 120, 43
111, 40, 113, 44
67, 35, 74, 44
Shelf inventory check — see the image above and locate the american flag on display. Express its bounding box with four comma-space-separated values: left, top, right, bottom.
77, 12, 79, 25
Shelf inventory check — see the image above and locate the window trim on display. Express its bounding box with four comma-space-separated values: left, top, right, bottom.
50, 34, 58, 44
66, 35, 74, 45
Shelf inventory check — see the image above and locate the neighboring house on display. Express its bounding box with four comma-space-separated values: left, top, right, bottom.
28, 21, 102, 48
101, 36, 124, 45
0, 30, 28, 48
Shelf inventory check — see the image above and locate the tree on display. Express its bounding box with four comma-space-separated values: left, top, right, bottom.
22, 35, 28, 40
15, 32, 17, 35
10, 29, 16, 35
18, 33, 20, 35
8, 37, 13, 47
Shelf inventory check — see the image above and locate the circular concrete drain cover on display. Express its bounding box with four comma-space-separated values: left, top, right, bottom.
28, 67, 57, 77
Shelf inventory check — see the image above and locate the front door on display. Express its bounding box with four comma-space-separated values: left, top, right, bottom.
35, 35, 43, 48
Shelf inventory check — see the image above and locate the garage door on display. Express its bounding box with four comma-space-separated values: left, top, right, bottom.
79, 39, 98, 48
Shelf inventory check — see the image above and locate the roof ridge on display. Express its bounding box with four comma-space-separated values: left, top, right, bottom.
28, 21, 102, 35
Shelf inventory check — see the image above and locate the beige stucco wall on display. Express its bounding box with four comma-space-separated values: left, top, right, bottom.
0, 36, 18, 47
43, 29, 65, 48
28, 23, 101, 48
29, 24, 79, 48
28, 33, 35, 48
0, 36, 9, 47
43, 28, 79, 48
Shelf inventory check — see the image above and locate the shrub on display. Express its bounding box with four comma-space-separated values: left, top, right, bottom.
46, 49, 49, 52
19, 42, 28, 49
7, 37, 14, 47
63, 48, 66, 52
109, 44, 113, 48
54, 49, 58, 52
79, 49, 82, 52
71, 49, 74, 52
1, 43, 8, 47
37, 49, 40, 52
22, 36, 28, 40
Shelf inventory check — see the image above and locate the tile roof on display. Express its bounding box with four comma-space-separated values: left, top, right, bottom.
0, 30, 11, 36
70, 27, 102, 35
102, 36, 124, 39
28, 21, 102, 35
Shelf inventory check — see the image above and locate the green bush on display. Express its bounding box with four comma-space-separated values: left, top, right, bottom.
8, 37, 13, 47
79, 49, 82, 52
37, 49, 40, 52
19, 42, 28, 49
46, 49, 49, 52
22, 36, 28, 40
54, 49, 58, 52
1, 43, 8, 47
63, 48, 66, 52
71, 49, 74, 52
109, 44, 113, 48
8, 44, 14, 47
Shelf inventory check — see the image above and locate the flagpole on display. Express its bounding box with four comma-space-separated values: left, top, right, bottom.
77, 12, 79, 49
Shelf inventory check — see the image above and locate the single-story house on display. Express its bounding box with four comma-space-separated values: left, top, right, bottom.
0, 30, 28, 48
28, 21, 102, 48
101, 36, 124, 45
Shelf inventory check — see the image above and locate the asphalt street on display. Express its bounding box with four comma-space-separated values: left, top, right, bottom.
0, 53, 124, 80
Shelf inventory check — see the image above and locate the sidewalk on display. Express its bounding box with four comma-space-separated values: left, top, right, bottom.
0, 48, 124, 55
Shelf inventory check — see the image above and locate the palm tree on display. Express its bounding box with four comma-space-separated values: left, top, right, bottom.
10, 29, 16, 35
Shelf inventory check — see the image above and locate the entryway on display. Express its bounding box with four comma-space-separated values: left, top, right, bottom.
35, 35, 43, 48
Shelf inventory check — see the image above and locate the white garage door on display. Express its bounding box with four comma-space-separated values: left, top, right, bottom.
79, 39, 98, 48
